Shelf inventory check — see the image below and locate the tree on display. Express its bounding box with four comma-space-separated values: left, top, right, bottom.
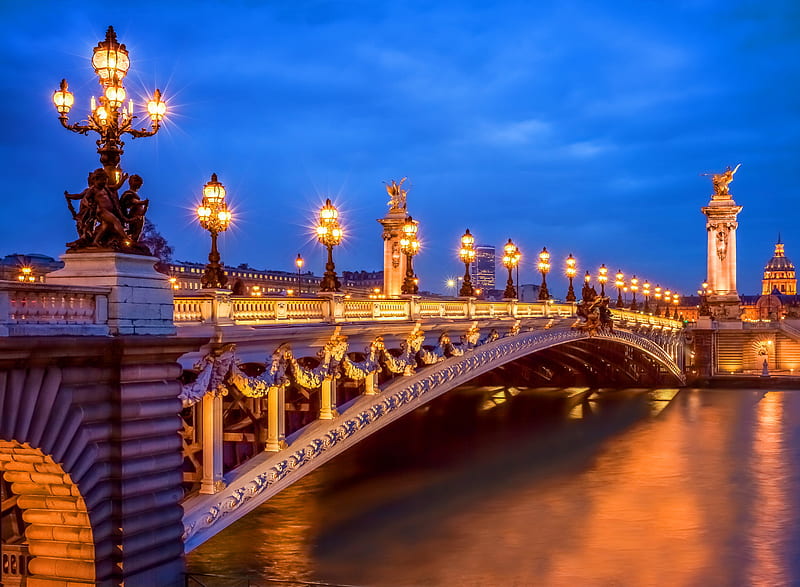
140, 218, 174, 274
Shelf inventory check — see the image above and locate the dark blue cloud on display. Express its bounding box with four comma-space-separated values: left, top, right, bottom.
0, 0, 797, 296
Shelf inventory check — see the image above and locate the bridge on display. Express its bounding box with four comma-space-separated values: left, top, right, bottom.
0, 279, 684, 586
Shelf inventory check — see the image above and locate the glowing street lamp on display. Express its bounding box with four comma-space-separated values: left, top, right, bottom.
502, 239, 520, 299
295, 254, 304, 295
698, 281, 710, 316
653, 285, 662, 316
400, 216, 421, 294
52, 27, 166, 183
17, 266, 35, 283
643, 281, 651, 313
316, 199, 343, 292
537, 247, 550, 300
672, 293, 680, 320
615, 270, 625, 308
196, 174, 232, 289
565, 254, 577, 302
630, 275, 639, 311
597, 264, 608, 297
582, 270, 592, 301
458, 229, 476, 297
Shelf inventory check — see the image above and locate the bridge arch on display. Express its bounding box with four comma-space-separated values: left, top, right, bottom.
1, 440, 95, 585
183, 327, 683, 550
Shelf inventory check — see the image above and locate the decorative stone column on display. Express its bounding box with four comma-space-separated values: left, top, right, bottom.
199, 392, 225, 494
701, 166, 743, 321
377, 178, 410, 297
264, 384, 286, 452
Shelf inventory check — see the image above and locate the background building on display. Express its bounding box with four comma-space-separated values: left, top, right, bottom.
167, 261, 383, 297
761, 238, 796, 295
471, 245, 496, 291
0, 253, 62, 283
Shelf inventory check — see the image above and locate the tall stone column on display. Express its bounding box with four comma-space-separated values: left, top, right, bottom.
377, 178, 410, 297
701, 165, 743, 321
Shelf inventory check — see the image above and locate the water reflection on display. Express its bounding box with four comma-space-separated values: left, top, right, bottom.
188, 387, 800, 586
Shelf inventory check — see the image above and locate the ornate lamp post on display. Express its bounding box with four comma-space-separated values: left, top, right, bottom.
502, 239, 520, 299
663, 289, 671, 317
698, 281, 710, 316
643, 281, 651, 313
458, 229, 476, 297
653, 285, 662, 316
295, 254, 304, 294
629, 275, 639, 311
196, 174, 232, 289
615, 270, 625, 308
537, 247, 550, 300
17, 267, 35, 283
582, 271, 592, 301
672, 293, 681, 319
400, 216, 421, 294
565, 254, 577, 302
52, 27, 166, 184
316, 199, 343, 292
597, 264, 608, 296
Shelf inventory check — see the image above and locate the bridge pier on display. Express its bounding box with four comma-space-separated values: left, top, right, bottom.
0, 335, 201, 587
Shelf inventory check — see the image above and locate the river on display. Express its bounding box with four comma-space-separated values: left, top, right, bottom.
187, 386, 800, 586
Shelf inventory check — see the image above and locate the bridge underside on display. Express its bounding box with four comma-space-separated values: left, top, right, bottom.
181, 327, 683, 550
473, 338, 676, 388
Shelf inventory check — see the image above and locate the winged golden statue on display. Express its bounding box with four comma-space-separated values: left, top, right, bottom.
702, 164, 741, 197
385, 177, 408, 211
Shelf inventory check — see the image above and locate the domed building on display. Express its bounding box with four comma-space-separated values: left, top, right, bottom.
762, 237, 796, 295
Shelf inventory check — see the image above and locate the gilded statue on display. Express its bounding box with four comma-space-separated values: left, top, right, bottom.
385, 177, 408, 211
703, 163, 741, 197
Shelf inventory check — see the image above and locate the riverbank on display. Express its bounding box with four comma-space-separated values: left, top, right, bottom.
689, 374, 800, 389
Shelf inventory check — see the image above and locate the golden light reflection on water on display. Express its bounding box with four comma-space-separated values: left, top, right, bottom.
189, 388, 800, 586
749, 391, 788, 586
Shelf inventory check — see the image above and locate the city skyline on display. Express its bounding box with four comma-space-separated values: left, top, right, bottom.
1, 1, 798, 295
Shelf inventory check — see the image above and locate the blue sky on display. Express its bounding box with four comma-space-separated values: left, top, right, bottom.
1, 0, 798, 295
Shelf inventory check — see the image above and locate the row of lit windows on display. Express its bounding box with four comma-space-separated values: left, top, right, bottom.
765, 271, 795, 279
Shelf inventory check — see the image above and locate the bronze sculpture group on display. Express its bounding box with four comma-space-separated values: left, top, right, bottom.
574, 286, 614, 335
64, 168, 150, 254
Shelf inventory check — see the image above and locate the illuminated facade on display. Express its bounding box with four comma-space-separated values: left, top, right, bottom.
167, 261, 382, 296
0, 253, 62, 283
761, 238, 796, 295
471, 245, 496, 290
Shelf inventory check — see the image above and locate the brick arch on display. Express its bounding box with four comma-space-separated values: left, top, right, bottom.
0, 440, 95, 585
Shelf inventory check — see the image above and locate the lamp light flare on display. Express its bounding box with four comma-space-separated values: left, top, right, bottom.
53, 26, 167, 180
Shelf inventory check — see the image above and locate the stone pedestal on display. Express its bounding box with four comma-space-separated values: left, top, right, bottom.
46, 251, 175, 335
707, 293, 742, 322
318, 291, 345, 322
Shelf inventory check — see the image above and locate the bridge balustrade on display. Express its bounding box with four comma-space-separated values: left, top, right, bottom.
0, 282, 109, 336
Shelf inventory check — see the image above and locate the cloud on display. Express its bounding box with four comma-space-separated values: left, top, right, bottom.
480, 118, 550, 145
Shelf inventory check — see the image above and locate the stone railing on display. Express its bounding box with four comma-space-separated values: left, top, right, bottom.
0, 282, 110, 336
173, 292, 684, 330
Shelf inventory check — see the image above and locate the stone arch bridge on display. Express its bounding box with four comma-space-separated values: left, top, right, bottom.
0, 287, 683, 586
